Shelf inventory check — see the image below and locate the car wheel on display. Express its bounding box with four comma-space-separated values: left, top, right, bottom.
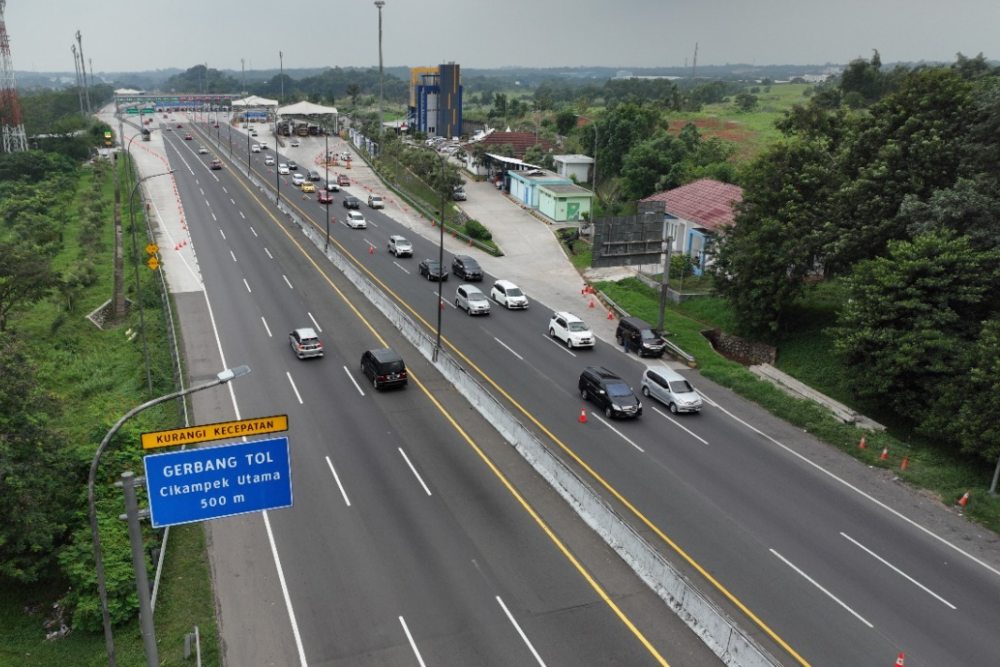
372, 377, 379, 389
642, 386, 650, 397
604, 406, 613, 419
616, 334, 623, 346
669, 402, 678, 414
455, 298, 461, 309
548, 328, 555, 339
580, 388, 588, 401
565, 338, 573, 349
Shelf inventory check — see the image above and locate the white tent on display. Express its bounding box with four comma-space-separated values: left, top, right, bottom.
232, 95, 279, 108
277, 101, 338, 116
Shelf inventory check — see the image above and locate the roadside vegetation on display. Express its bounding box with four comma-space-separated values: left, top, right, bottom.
1, 89, 219, 665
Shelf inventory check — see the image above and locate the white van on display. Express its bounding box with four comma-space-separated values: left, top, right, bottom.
640, 368, 702, 414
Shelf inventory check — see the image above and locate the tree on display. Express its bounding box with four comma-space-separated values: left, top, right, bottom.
832, 232, 999, 421
346, 84, 361, 106
0, 240, 59, 331
733, 92, 758, 112
619, 131, 689, 200
954, 319, 1000, 462
555, 110, 577, 135
590, 102, 661, 184
0, 333, 73, 582
523, 144, 554, 170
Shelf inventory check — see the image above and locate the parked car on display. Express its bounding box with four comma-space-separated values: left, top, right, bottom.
578, 367, 642, 419
418, 259, 448, 281
640, 368, 703, 414
317, 190, 333, 204
615, 316, 666, 357
278, 163, 290, 175
342, 196, 361, 209
548, 312, 594, 349
490, 280, 528, 310
209, 159, 223, 170
455, 284, 491, 315
345, 210, 367, 229
291, 172, 306, 186
337, 174, 351, 186
451, 254, 483, 281
360, 348, 408, 390
289, 327, 323, 359
367, 194, 385, 209
387, 235, 413, 257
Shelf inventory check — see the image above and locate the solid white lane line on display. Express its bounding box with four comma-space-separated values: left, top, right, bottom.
261, 316, 272, 337
324, 456, 351, 507
285, 372, 303, 404
262, 512, 308, 665
398, 448, 432, 496
264, 247, 273, 259
243, 278, 251, 293
652, 406, 709, 445
496, 596, 546, 666
493, 337, 524, 361
393, 261, 410, 274
307, 312, 322, 332
840, 532, 957, 609
542, 334, 577, 357
230, 250, 237, 262
698, 390, 1000, 579
398, 617, 426, 667
219, 228, 226, 239
250, 226, 258, 237
343, 366, 365, 396
282, 274, 294, 289
770, 548, 873, 628
592, 414, 645, 453
239, 210, 246, 219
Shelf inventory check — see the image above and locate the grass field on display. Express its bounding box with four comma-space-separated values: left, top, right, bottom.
1, 161, 220, 666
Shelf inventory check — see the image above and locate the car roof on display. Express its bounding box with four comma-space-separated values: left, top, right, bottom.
553, 311, 584, 323
459, 283, 485, 293
494, 279, 518, 288
584, 366, 623, 381
645, 367, 687, 382
368, 347, 403, 363
390, 234, 409, 242
293, 327, 318, 339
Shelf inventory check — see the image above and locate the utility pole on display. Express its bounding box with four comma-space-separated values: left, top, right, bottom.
71, 44, 84, 116
76, 30, 91, 113
279, 51, 284, 103
374, 0, 385, 151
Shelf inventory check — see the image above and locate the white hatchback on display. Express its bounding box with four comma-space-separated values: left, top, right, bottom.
490, 280, 529, 309
346, 210, 367, 229
548, 311, 594, 349
291, 172, 306, 186
278, 163, 290, 175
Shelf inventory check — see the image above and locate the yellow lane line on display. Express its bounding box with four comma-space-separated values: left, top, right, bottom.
209, 152, 671, 666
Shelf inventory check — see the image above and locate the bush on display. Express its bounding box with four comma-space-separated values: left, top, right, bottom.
464, 219, 492, 241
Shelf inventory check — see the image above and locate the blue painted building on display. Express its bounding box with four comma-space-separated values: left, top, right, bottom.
410, 63, 463, 138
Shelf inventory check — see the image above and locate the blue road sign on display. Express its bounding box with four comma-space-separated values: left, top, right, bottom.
144, 437, 293, 528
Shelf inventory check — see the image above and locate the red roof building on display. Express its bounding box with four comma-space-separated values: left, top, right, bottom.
469, 131, 556, 159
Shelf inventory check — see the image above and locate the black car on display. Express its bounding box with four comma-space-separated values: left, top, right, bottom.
578, 366, 642, 419
615, 316, 667, 357
418, 259, 449, 281
308, 169, 321, 181
288, 160, 298, 171
342, 196, 361, 209
361, 348, 407, 390
452, 254, 483, 281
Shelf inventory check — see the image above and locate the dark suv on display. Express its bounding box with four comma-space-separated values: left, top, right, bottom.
578, 367, 642, 419
615, 316, 666, 357
451, 255, 483, 281
360, 348, 408, 390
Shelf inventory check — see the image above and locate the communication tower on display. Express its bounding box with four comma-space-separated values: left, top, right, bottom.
0, 0, 27, 152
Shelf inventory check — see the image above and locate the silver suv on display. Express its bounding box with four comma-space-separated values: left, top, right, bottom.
387, 235, 413, 257
455, 284, 490, 315
548, 311, 594, 348
640, 368, 702, 414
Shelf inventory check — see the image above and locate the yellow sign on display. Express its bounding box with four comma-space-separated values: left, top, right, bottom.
146, 257, 160, 270
141, 414, 289, 450
146, 243, 159, 255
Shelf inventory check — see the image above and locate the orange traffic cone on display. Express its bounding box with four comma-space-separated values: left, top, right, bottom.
894, 651, 905, 666
900, 456, 909, 471
589, 299, 595, 309
957, 491, 970, 508
879, 447, 889, 461
578, 408, 587, 424
858, 436, 867, 450
368, 244, 375, 255
607, 311, 615, 320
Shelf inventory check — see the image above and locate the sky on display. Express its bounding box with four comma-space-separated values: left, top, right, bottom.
6, 0, 1000, 74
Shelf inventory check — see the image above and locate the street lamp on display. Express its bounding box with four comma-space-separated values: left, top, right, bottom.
128, 169, 174, 394
324, 124, 331, 251
374, 0, 385, 153
433, 154, 445, 362
88, 365, 251, 667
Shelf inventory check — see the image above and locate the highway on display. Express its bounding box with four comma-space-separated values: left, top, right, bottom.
154, 116, 721, 666
166, 112, 1000, 667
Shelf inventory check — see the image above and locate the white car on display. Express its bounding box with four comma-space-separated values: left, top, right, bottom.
291, 173, 306, 186
345, 210, 367, 229
264, 155, 275, 166
490, 280, 529, 310
290, 138, 301, 147
368, 194, 384, 209
198, 146, 208, 154
548, 311, 595, 349
251, 143, 260, 153
278, 163, 290, 175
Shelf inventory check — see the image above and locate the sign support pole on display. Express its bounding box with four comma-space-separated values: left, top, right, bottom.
119, 471, 159, 667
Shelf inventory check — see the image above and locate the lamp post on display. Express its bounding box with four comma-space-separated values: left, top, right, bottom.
88, 365, 252, 667
279, 50, 284, 104
324, 126, 331, 251
374, 0, 385, 153
128, 169, 174, 394
433, 154, 445, 362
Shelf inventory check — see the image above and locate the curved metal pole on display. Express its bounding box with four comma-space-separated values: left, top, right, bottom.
87, 366, 250, 666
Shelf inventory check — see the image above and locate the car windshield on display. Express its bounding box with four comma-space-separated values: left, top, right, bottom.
606, 382, 633, 398
505, 287, 523, 297
465, 260, 481, 271
568, 322, 589, 332
640, 329, 659, 340
426, 261, 440, 270
469, 293, 487, 302
669, 380, 694, 394
397, 241, 411, 248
